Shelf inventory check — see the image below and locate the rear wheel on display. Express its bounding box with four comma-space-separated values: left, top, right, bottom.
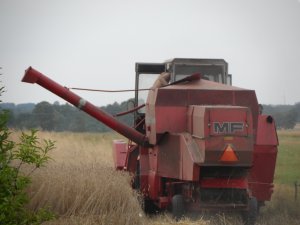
242, 197, 258, 225
138, 195, 159, 214
171, 194, 185, 220
144, 199, 159, 214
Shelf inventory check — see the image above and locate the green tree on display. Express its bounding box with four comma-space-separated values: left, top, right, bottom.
294, 102, 300, 122
15, 112, 35, 130
273, 109, 298, 129
0, 87, 55, 224
32, 101, 56, 131
284, 109, 298, 129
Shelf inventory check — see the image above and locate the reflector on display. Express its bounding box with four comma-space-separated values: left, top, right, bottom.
220, 145, 238, 162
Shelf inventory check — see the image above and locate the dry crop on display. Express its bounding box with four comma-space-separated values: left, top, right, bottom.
9, 130, 300, 225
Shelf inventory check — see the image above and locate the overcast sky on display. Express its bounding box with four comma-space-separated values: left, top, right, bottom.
1, 0, 300, 107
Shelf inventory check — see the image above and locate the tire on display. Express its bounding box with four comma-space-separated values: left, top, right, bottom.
242, 197, 258, 225
171, 194, 185, 220
138, 195, 159, 214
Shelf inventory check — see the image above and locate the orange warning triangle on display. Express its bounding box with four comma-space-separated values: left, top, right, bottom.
220, 145, 239, 162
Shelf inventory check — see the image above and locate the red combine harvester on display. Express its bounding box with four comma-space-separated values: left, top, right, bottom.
22, 58, 278, 225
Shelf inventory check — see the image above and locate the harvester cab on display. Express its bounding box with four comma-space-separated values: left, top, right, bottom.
135, 58, 231, 113
22, 58, 278, 225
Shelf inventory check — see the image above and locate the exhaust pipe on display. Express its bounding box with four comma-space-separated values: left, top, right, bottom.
22, 67, 148, 146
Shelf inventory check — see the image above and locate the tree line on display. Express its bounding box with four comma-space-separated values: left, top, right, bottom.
262, 103, 300, 129
1, 100, 134, 132
1, 101, 299, 132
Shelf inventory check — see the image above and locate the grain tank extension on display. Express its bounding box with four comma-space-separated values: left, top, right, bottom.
22, 58, 278, 225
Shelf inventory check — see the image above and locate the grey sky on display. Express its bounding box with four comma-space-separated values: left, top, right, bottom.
1, 0, 300, 106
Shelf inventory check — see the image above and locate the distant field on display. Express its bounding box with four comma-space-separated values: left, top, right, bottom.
275, 130, 300, 184
9, 130, 300, 225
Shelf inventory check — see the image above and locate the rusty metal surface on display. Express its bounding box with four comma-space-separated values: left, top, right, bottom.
256, 115, 279, 145
112, 140, 127, 169
249, 114, 278, 201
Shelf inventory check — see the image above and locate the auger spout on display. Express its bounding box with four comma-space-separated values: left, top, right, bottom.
22, 67, 148, 146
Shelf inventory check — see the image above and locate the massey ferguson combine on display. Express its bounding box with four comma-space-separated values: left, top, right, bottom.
22, 58, 278, 225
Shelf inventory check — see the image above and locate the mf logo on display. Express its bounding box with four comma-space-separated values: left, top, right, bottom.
213, 122, 244, 134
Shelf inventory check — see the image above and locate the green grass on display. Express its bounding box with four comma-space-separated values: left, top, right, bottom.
274, 130, 300, 184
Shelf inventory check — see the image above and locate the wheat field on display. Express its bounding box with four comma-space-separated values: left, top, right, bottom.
9, 130, 300, 225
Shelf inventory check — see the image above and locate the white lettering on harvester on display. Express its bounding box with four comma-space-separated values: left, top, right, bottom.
213, 122, 244, 134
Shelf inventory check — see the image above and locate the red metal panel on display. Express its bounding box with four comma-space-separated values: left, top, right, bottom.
234, 91, 259, 129
112, 140, 127, 170
155, 87, 259, 135
256, 115, 278, 145
187, 105, 209, 138
188, 90, 235, 106
249, 115, 278, 201
249, 145, 277, 201
140, 147, 150, 195
188, 105, 253, 166
249, 182, 274, 201
149, 146, 158, 172
180, 133, 203, 181
155, 106, 187, 133
157, 135, 181, 179
148, 81, 259, 144
157, 133, 204, 181
148, 171, 160, 199
251, 145, 278, 183
155, 88, 188, 106
124, 145, 139, 173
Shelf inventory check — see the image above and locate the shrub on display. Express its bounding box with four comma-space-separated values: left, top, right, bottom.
0, 86, 55, 224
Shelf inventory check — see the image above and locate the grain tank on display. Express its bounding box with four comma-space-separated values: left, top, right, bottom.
22, 58, 278, 225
